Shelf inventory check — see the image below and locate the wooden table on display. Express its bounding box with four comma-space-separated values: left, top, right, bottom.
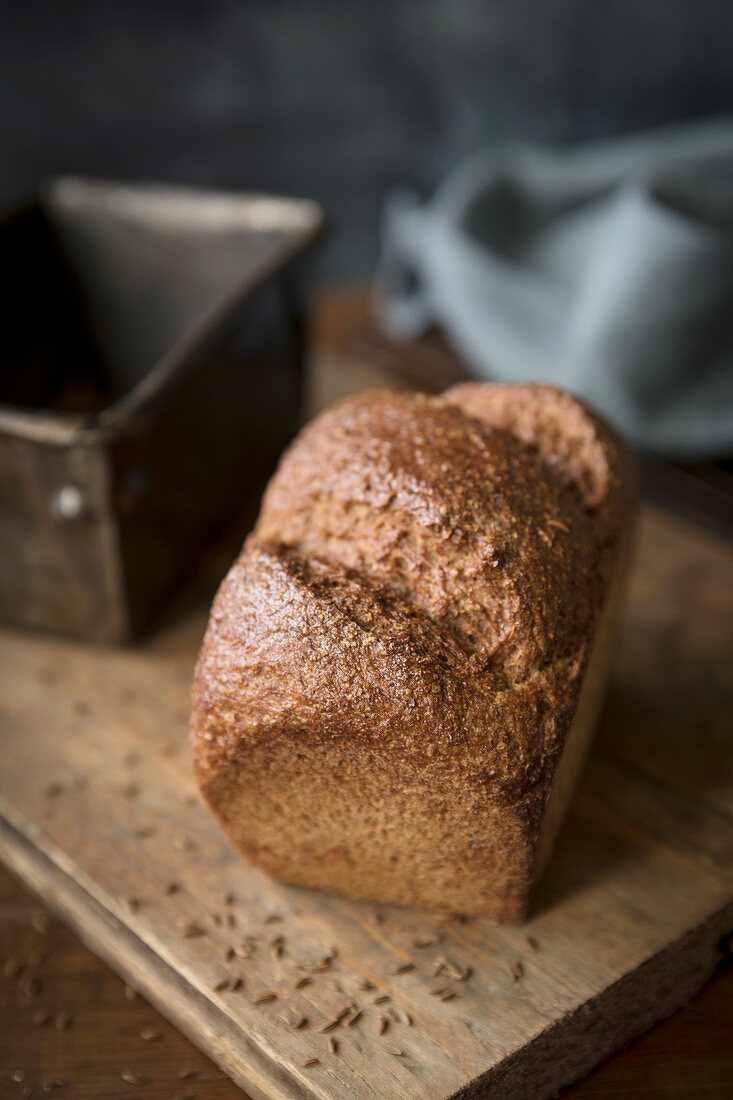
1, 287, 731, 1098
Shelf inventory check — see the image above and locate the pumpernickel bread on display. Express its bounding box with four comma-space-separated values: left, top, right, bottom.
191, 383, 637, 921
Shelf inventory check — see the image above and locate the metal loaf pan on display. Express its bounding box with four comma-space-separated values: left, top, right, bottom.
0, 177, 323, 642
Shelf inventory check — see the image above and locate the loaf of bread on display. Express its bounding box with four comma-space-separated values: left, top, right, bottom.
191, 383, 637, 921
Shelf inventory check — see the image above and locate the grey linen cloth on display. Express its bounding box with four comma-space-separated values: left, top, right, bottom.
375, 120, 733, 457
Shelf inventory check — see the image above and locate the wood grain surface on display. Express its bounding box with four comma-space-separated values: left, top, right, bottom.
1, 294, 732, 1097
2, 863, 732, 1100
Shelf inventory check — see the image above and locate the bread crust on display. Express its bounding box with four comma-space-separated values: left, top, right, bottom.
191, 384, 637, 920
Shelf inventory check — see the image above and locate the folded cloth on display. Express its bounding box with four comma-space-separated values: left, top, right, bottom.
375, 120, 733, 458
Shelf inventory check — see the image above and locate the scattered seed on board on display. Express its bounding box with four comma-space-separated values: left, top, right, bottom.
444, 963, 471, 982
45, 782, 64, 798
183, 923, 206, 938
122, 783, 140, 799
253, 992, 277, 1005
234, 944, 252, 960
281, 1013, 307, 1029
124, 984, 137, 1001
11, 1070, 25, 1082
140, 1026, 162, 1042
512, 961, 525, 981
302, 1058, 319, 1068
293, 976, 311, 990
222, 892, 235, 906
264, 914, 283, 924
33, 1007, 52, 1026
213, 978, 230, 992
383, 1045, 403, 1056
121, 1069, 143, 1085
231, 978, 244, 992
270, 936, 285, 958
378, 1016, 389, 1035
359, 979, 376, 991
413, 937, 438, 948
42, 1080, 66, 1093
127, 897, 142, 913
177, 1068, 198, 1080
4, 956, 23, 979
439, 990, 457, 1002
55, 1010, 72, 1031
165, 882, 181, 895
526, 936, 540, 952
345, 1009, 363, 1027
317, 1017, 342, 1033
328, 1036, 338, 1054
373, 994, 390, 1004
390, 963, 415, 976
399, 1008, 413, 1027
300, 957, 332, 972
226, 913, 237, 929
20, 975, 42, 997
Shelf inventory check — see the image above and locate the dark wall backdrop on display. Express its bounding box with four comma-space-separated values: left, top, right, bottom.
3, 0, 733, 278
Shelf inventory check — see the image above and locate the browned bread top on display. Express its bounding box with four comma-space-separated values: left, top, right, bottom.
445, 382, 626, 509
192, 384, 636, 814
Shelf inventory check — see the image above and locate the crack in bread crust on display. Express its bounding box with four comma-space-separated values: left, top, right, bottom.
255, 391, 601, 679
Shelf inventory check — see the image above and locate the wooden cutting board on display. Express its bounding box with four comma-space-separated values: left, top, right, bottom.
1, 498, 732, 1095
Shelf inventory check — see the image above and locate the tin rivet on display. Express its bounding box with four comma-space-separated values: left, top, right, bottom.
51, 485, 85, 520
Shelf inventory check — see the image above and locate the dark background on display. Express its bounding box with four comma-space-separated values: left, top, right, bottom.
3, 0, 733, 278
